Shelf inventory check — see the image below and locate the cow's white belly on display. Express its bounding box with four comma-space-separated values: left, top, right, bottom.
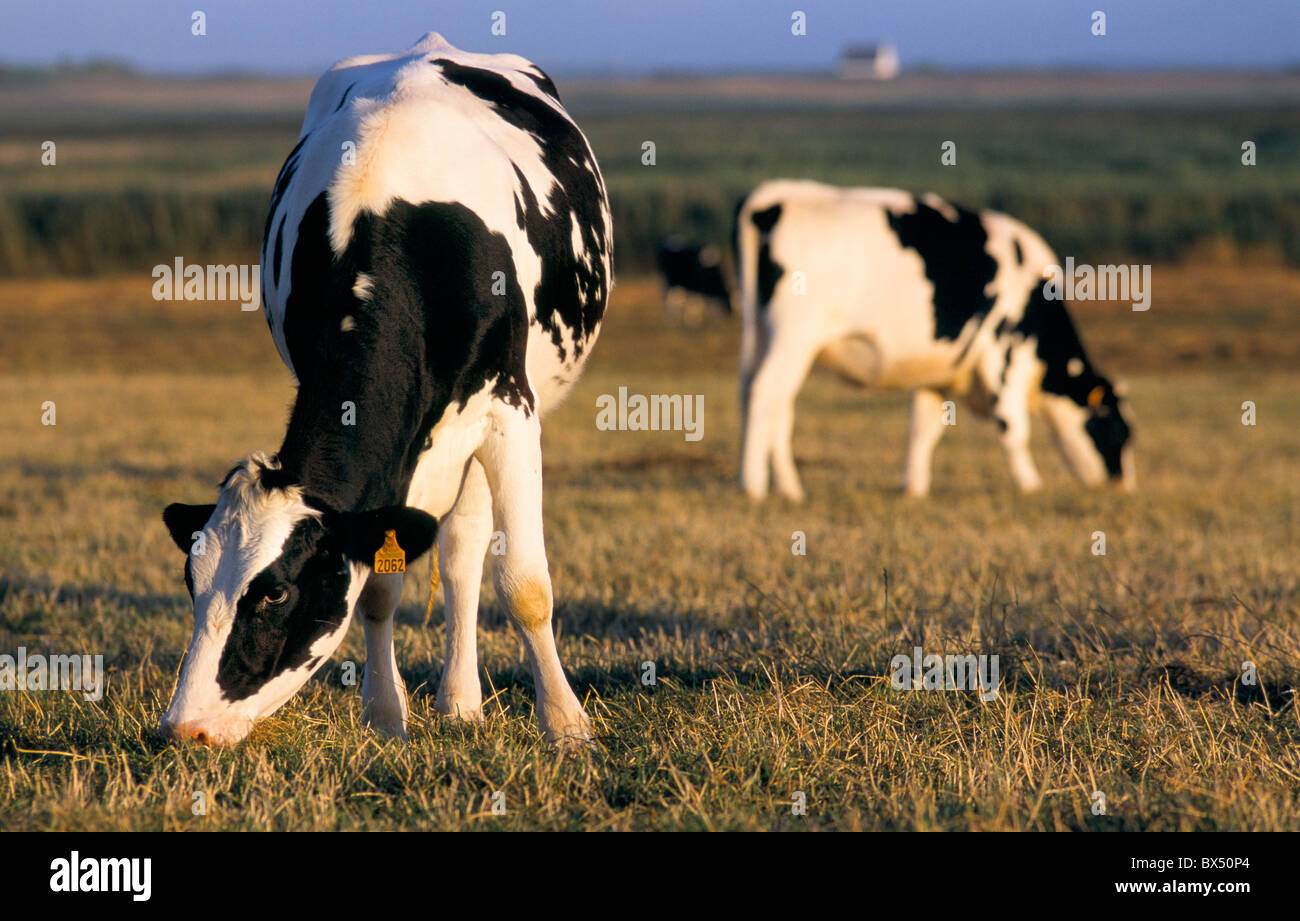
800, 248, 975, 392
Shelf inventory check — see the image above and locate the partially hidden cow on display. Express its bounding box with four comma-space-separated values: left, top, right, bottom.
656, 237, 734, 324
160, 33, 611, 748
736, 179, 1133, 501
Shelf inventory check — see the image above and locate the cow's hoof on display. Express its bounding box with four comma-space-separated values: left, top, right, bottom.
363, 715, 409, 741
543, 711, 594, 752
547, 728, 596, 755
435, 701, 485, 724
551, 736, 597, 755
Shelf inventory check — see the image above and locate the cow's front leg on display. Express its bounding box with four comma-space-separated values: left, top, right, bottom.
479, 408, 592, 748
995, 344, 1043, 493
434, 458, 492, 722
1000, 421, 1042, 493
358, 572, 409, 739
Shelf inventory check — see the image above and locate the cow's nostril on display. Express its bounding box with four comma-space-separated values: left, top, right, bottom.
164, 720, 219, 745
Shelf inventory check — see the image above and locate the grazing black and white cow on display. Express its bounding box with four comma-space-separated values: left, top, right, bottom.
656, 237, 733, 323
736, 179, 1133, 501
160, 33, 611, 747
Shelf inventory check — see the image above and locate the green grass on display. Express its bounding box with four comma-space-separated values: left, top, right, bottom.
1, 275, 1298, 831
3, 72, 1300, 274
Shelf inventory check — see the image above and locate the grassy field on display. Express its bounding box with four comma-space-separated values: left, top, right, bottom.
1, 264, 1298, 831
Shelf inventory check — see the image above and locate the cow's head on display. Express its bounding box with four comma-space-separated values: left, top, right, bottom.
1042, 371, 1135, 490
159, 452, 437, 745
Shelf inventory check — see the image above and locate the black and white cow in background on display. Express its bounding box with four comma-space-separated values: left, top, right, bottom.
161, 33, 611, 747
736, 179, 1134, 501
656, 237, 733, 324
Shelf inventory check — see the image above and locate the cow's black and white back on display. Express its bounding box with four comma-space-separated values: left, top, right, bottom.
261, 32, 610, 407
162, 34, 611, 747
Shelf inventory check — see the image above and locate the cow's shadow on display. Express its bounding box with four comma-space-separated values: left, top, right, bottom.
9, 570, 1291, 746
383, 594, 758, 702
381, 594, 1298, 722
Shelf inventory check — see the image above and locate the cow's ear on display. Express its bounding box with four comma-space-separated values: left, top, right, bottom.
163, 503, 217, 553
338, 507, 439, 568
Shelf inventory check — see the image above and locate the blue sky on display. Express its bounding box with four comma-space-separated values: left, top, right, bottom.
3, 0, 1297, 74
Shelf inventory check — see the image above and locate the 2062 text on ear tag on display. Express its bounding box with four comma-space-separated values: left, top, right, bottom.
374, 529, 406, 574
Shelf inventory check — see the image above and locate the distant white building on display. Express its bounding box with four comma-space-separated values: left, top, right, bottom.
837, 43, 900, 80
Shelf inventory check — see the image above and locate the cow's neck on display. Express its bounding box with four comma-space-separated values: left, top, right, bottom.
275, 344, 435, 513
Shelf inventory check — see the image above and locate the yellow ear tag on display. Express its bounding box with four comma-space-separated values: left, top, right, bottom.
1087, 385, 1105, 408
373, 529, 406, 574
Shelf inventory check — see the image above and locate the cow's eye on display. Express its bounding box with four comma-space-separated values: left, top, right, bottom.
261, 587, 290, 607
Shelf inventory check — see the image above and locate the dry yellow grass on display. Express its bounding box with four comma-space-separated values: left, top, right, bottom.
0, 271, 1297, 830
